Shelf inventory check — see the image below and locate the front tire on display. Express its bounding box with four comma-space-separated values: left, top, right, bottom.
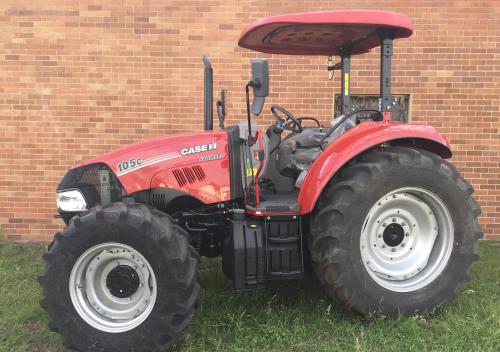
309, 147, 482, 316
38, 203, 201, 351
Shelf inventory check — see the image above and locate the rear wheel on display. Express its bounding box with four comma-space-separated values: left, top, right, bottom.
38, 203, 201, 351
309, 147, 482, 316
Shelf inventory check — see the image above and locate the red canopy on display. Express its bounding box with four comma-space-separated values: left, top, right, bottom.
238, 10, 413, 56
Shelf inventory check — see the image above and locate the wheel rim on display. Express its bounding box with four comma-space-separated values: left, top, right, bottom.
69, 242, 157, 333
360, 187, 454, 292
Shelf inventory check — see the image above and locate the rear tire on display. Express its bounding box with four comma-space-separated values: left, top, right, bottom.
309, 147, 482, 316
38, 203, 201, 351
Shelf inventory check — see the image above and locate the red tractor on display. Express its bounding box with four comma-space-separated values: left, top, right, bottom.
39, 10, 482, 351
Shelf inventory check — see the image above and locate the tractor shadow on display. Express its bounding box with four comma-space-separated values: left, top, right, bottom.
195, 257, 359, 314
170, 257, 364, 351
198, 258, 327, 309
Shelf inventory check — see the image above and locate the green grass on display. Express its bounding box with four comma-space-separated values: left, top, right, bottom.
0, 241, 499, 352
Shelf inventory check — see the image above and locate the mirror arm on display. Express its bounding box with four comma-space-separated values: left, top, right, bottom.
245, 80, 254, 146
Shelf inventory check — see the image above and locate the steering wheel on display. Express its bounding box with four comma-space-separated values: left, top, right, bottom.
271, 105, 303, 133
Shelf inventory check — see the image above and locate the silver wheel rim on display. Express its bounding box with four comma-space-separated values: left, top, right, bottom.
360, 187, 454, 292
69, 242, 157, 333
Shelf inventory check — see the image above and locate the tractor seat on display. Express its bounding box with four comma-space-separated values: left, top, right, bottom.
277, 117, 355, 182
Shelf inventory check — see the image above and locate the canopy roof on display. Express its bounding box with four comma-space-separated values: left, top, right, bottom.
238, 10, 413, 56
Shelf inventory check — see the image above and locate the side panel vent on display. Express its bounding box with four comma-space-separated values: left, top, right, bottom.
182, 167, 196, 184
172, 169, 187, 187
192, 165, 206, 181
151, 193, 167, 210
172, 166, 206, 187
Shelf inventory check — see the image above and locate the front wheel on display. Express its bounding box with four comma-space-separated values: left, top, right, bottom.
309, 147, 482, 316
38, 203, 201, 351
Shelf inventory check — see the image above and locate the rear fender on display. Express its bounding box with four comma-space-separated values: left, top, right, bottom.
297, 121, 451, 214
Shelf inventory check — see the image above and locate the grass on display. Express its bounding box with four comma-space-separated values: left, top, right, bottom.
0, 241, 498, 352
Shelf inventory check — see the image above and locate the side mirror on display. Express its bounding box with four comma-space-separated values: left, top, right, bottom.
251, 59, 269, 115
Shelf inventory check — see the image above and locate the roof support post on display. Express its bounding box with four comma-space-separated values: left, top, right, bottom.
379, 29, 393, 121
340, 49, 351, 115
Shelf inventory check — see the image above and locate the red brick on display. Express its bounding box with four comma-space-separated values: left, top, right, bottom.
0, 0, 498, 242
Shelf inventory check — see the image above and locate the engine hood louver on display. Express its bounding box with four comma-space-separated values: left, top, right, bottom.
172, 166, 206, 187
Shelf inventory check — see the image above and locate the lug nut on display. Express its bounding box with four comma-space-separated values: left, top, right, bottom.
378, 234, 382, 238
391, 248, 396, 252
382, 223, 387, 227
382, 244, 386, 248
401, 243, 406, 248
405, 233, 409, 237
392, 218, 397, 222
402, 222, 406, 227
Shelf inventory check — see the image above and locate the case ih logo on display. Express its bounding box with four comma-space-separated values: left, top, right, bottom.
180, 141, 216, 155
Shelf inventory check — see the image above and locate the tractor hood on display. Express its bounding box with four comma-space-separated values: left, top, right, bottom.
65, 131, 231, 203
74, 131, 227, 172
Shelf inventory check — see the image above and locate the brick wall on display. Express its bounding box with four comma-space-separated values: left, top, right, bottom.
0, 0, 498, 241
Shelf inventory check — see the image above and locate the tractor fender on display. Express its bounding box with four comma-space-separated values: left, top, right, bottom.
132, 188, 205, 213
297, 121, 451, 214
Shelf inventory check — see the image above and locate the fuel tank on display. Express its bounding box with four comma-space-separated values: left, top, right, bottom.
74, 131, 231, 204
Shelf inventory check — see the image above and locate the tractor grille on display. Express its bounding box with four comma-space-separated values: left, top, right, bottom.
172, 166, 206, 187
57, 163, 125, 208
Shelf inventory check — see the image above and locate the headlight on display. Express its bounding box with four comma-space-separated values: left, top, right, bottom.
57, 190, 87, 212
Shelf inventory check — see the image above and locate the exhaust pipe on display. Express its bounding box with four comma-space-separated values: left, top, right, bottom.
203, 56, 213, 131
